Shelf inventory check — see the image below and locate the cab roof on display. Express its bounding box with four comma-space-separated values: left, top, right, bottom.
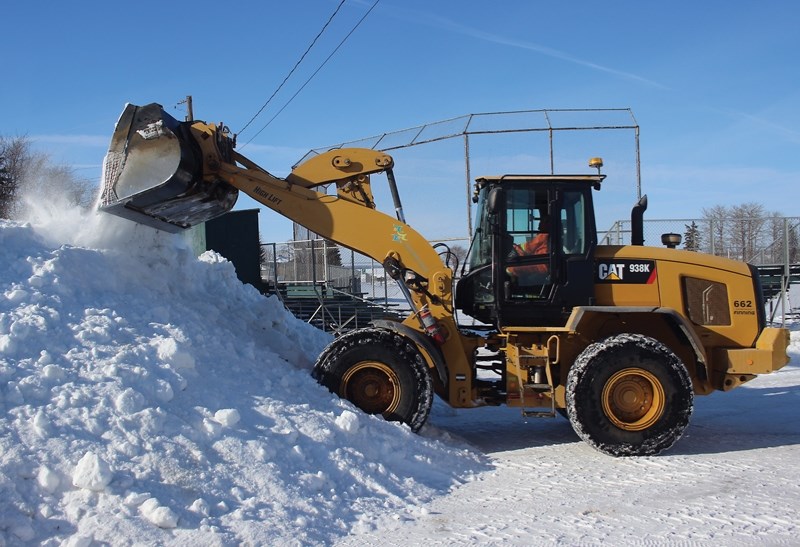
475, 174, 606, 189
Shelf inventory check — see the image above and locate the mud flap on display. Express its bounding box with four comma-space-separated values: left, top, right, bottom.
97, 103, 238, 232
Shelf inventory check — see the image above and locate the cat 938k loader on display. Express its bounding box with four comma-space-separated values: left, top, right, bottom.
98, 103, 790, 456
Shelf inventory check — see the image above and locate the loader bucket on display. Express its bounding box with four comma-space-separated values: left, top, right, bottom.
97, 103, 238, 232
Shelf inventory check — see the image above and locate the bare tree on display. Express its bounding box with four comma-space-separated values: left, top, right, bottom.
18, 152, 95, 213
0, 136, 30, 218
702, 205, 729, 256
765, 213, 786, 264
772, 219, 800, 265
450, 244, 468, 263
0, 152, 10, 218
728, 203, 766, 262
701, 202, 791, 265
0, 135, 94, 219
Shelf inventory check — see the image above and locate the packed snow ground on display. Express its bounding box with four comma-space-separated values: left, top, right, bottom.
345, 333, 800, 546
1, 200, 798, 545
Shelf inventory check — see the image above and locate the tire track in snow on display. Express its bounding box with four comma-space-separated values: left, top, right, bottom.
338, 366, 800, 546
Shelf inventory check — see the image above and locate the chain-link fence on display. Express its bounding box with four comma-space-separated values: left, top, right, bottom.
261, 238, 469, 313
601, 216, 800, 325
264, 218, 799, 330
600, 216, 800, 266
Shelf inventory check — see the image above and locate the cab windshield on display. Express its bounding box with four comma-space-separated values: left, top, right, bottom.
466, 186, 493, 271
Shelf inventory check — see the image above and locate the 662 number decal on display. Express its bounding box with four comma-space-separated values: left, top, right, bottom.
733, 299, 756, 316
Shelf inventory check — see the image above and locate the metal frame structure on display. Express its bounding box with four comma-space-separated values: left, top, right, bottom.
300, 108, 641, 235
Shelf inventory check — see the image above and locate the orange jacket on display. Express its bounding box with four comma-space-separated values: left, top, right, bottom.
508, 234, 549, 277
514, 233, 548, 257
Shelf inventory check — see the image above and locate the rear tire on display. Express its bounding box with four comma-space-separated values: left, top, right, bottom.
566, 333, 693, 456
313, 328, 433, 432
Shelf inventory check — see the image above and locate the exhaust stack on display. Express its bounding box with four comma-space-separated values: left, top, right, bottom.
631, 195, 648, 246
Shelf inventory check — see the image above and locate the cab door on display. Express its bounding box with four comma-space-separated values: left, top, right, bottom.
496, 182, 596, 327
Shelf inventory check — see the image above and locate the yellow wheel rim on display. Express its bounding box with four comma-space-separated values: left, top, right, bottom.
601, 368, 665, 431
340, 361, 401, 416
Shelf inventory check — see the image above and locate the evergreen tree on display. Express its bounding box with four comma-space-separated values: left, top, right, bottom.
789, 224, 799, 263
683, 221, 701, 252
325, 240, 342, 266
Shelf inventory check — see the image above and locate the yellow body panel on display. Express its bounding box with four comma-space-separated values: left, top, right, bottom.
715, 327, 791, 375
592, 245, 789, 391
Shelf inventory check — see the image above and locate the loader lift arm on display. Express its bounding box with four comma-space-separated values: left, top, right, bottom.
98, 103, 477, 408
194, 120, 454, 315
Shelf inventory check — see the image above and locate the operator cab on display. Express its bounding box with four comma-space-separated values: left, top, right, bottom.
456, 174, 604, 327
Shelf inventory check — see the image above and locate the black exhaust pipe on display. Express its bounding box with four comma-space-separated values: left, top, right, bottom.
631, 195, 648, 246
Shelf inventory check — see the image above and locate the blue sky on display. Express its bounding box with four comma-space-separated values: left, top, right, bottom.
3, 1, 799, 242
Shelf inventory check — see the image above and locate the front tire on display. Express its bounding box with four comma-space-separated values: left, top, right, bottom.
566, 333, 693, 456
313, 328, 433, 432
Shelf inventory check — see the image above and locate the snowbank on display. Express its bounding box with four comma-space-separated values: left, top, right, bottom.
0, 208, 486, 545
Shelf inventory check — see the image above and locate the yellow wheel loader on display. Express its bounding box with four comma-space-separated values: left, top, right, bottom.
98, 103, 789, 456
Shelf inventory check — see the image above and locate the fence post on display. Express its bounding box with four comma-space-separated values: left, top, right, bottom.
323, 239, 328, 285
464, 133, 473, 236
310, 239, 317, 286
371, 260, 376, 301
292, 241, 297, 282
710, 219, 715, 256
271, 242, 279, 296
383, 266, 388, 306
351, 249, 356, 294
782, 218, 789, 327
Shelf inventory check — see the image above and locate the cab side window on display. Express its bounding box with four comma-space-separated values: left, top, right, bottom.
560, 190, 587, 255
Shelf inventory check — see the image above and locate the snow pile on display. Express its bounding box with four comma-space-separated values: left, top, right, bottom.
0, 209, 486, 545
789, 315, 800, 355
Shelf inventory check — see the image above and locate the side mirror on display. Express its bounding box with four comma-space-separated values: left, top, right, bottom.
487, 187, 503, 214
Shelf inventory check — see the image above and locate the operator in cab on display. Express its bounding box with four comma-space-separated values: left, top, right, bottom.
507, 213, 550, 283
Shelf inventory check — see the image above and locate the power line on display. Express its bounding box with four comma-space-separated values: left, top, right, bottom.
242, 0, 382, 147
238, 0, 347, 136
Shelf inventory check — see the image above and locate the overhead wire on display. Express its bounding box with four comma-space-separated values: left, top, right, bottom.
241, 0, 382, 148
238, 0, 347, 137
